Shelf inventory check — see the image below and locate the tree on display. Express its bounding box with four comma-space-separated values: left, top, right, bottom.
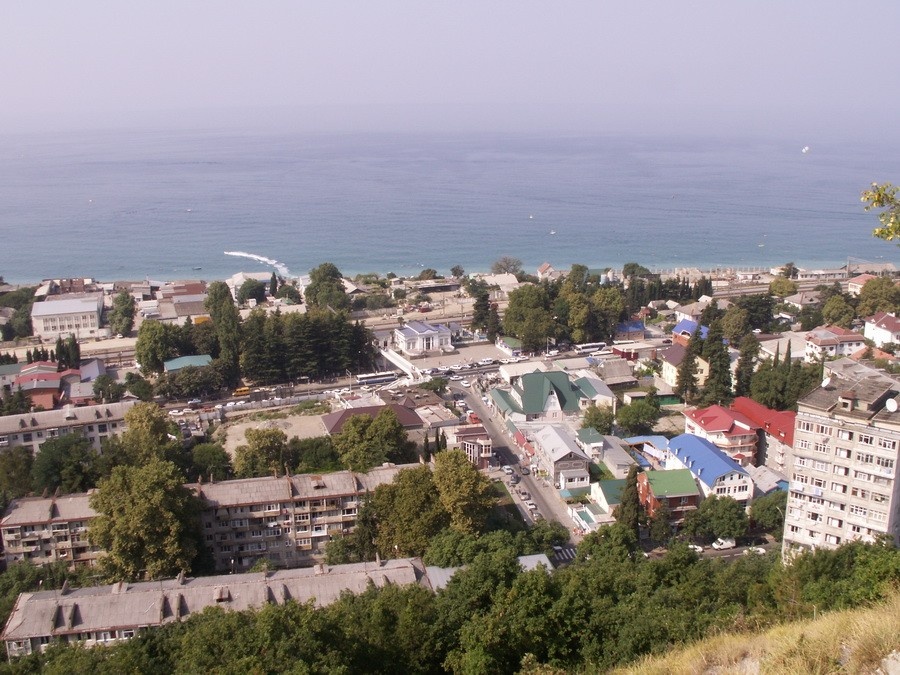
861, 182, 900, 243
31, 435, 99, 494
734, 294, 775, 332
616, 400, 660, 435
622, 262, 651, 278
0, 446, 33, 499
365, 408, 417, 465
120, 402, 184, 467
237, 278, 267, 306
721, 306, 749, 343
305, 262, 350, 311
88, 460, 202, 581
269, 272, 279, 298
491, 256, 523, 275
700, 320, 732, 405
675, 327, 702, 402
370, 466, 449, 557
768, 276, 798, 298
432, 450, 495, 534
188, 443, 233, 482
822, 295, 854, 329
682, 495, 748, 540
734, 332, 759, 397
134, 320, 179, 373
857, 276, 900, 316
450, 265, 465, 278
612, 466, 643, 539
108, 290, 136, 336
92, 373, 126, 403
276, 283, 302, 304
780, 262, 799, 279
751, 490, 787, 540
649, 500, 673, 544
582, 404, 615, 435
205, 281, 242, 385
234, 428, 292, 478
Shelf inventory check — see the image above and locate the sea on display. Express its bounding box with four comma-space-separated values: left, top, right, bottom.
1, 128, 898, 285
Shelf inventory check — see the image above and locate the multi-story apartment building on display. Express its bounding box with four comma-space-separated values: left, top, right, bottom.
783, 364, 900, 556
804, 325, 866, 363
0, 401, 137, 454
1, 494, 100, 568
683, 404, 760, 466
193, 464, 417, 573
729, 396, 795, 473
29, 295, 104, 342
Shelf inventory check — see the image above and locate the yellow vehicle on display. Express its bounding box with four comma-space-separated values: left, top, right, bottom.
232, 386, 251, 397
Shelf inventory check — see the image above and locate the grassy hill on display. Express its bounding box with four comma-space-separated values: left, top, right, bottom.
611, 592, 900, 675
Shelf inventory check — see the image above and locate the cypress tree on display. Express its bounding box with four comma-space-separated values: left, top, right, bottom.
613, 465, 644, 540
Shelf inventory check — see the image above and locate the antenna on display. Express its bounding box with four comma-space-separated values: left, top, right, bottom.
886, 398, 898, 413
821, 377, 831, 389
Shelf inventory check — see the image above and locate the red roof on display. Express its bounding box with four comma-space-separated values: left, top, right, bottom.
320, 404, 423, 435
866, 311, 900, 333
684, 404, 759, 436
730, 397, 796, 447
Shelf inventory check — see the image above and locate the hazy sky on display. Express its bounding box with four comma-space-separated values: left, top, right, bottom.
2, 2, 898, 138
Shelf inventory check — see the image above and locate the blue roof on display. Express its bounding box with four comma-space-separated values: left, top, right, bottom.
668, 433, 748, 489
616, 319, 645, 333
163, 354, 213, 372
672, 319, 709, 340
625, 435, 670, 450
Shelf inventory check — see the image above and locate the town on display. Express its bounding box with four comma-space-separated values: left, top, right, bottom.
0, 255, 898, 668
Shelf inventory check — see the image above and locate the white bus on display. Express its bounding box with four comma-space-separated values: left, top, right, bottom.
574, 342, 607, 354
356, 370, 400, 385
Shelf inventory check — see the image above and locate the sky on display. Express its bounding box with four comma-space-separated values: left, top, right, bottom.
2, 2, 898, 139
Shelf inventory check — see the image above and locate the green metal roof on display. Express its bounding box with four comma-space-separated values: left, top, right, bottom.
645, 469, 699, 497
490, 388, 520, 415
596, 479, 626, 506
514, 371, 586, 414
577, 427, 604, 445
574, 376, 598, 398
500, 336, 523, 349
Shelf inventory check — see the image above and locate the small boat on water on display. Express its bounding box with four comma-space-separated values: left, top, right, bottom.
192, 266, 203, 270
549, 229, 556, 235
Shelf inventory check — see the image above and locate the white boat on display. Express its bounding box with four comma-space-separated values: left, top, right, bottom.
549, 229, 556, 235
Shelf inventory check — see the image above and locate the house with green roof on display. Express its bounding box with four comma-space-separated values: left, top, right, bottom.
636, 469, 700, 525
590, 478, 627, 514
490, 371, 600, 424
163, 354, 213, 373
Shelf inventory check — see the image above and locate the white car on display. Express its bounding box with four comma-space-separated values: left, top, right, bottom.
516, 355, 530, 362
711, 537, 736, 550
168, 409, 184, 417
687, 544, 704, 554
743, 546, 766, 556
525, 501, 538, 511
460, 379, 470, 387
478, 358, 495, 365
501, 465, 514, 475
449, 375, 463, 381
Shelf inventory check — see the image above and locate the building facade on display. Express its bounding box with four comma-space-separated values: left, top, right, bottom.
29, 296, 104, 342
1, 494, 99, 569
0, 401, 137, 455
392, 320, 452, 356
683, 404, 760, 466
782, 365, 900, 556
804, 325, 866, 363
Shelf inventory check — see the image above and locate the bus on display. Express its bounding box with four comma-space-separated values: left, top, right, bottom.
356, 370, 400, 386
232, 386, 251, 397
574, 342, 607, 354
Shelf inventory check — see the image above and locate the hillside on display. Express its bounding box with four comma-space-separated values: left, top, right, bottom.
612, 593, 900, 675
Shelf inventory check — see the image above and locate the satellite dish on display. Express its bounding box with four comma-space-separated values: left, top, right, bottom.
886, 398, 898, 413
821, 377, 831, 388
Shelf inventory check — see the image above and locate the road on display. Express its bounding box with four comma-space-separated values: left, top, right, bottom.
449, 380, 578, 541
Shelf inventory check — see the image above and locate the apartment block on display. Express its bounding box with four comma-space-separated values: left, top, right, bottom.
1, 494, 100, 568
29, 295, 104, 342
782, 365, 900, 556
192, 464, 417, 573
0, 401, 137, 454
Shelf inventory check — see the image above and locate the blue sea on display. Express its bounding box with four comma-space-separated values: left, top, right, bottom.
0, 129, 898, 284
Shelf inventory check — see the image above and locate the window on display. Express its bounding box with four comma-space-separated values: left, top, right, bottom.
877, 437, 896, 451
849, 504, 868, 517
814, 424, 830, 435
837, 429, 854, 441
870, 510, 887, 522
872, 493, 888, 503
833, 466, 849, 476
813, 460, 828, 472
835, 447, 851, 459
812, 477, 826, 488
814, 442, 828, 454
826, 517, 843, 528
796, 439, 810, 451
859, 434, 874, 446
854, 471, 871, 482
796, 457, 809, 468
858, 453, 874, 464
851, 487, 870, 499
798, 421, 813, 432
793, 473, 809, 484
831, 482, 847, 493
825, 534, 841, 545
876, 456, 895, 470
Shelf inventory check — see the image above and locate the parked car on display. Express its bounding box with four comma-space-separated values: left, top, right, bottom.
743, 546, 766, 556
712, 537, 736, 550
525, 501, 539, 511
687, 544, 704, 554
168, 409, 184, 417
187, 398, 202, 408
478, 357, 495, 365
510, 475, 520, 485
459, 379, 470, 387
502, 465, 514, 475
520, 466, 530, 475
518, 490, 531, 501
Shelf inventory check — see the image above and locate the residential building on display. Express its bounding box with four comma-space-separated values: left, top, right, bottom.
782, 364, 900, 556
783, 290, 821, 312
863, 312, 900, 348
194, 464, 416, 572
614, 319, 645, 342
1, 558, 431, 658
636, 469, 701, 525
163, 355, 213, 373
683, 404, 760, 465
393, 320, 453, 356
446, 425, 493, 469
1, 494, 99, 569
320, 404, 424, 435
805, 325, 866, 363
729, 396, 796, 473
0, 400, 138, 454
658, 343, 709, 392
490, 371, 595, 423
847, 273, 877, 296
531, 425, 590, 492
576, 428, 636, 479
590, 478, 626, 514
664, 434, 754, 507
29, 295, 104, 341
670, 319, 708, 347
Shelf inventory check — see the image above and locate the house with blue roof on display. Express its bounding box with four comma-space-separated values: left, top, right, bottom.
163, 354, 213, 373
671, 319, 709, 346
663, 433, 754, 507
615, 319, 645, 342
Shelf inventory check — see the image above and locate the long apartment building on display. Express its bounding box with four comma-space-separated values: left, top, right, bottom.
1, 494, 100, 568
0, 401, 137, 454
783, 364, 900, 556
191, 463, 418, 573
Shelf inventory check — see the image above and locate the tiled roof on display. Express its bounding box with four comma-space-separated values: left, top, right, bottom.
730, 397, 796, 446
684, 404, 760, 436
806, 325, 864, 346
320, 404, 424, 435
659, 343, 687, 367
866, 311, 900, 333
668, 434, 748, 489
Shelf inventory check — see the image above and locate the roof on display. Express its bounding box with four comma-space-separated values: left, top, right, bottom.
799, 364, 900, 423
0, 401, 138, 436
576, 427, 604, 445
672, 319, 709, 340
659, 343, 687, 367
1, 494, 95, 527
514, 371, 588, 414
396, 320, 451, 337
1, 558, 430, 642
684, 404, 760, 436
594, 479, 626, 506
533, 425, 589, 463
730, 397, 796, 446
425, 554, 552, 592
320, 404, 424, 435
30, 295, 103, 318
642, 469, 699, 498
616, 319, 645, 334
848, 273, 877, 286
163, 355, 213, 372
667, 434, 748, 489
747, 465, 788, 495
865, 312, 900, 333
592, 358, 637, 386
806, 325, 864, 347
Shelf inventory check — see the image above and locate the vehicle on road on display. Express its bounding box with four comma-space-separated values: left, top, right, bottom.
502, 465, 514, 475
711, 537, 736, 550
168, 409, 184, 417
460, 379, 470, 387
449, 375, 463, 381
520, 466, 530, 475
687, 544, 704, 554
478, 357, 495, 365
510, 475, 520, 485
232, 386, 251, 397
181, 408, 193, 415
743, 546, 766, 556
518, 490, 531, 500
187, 398, 202, 408
525, 501, 538, 511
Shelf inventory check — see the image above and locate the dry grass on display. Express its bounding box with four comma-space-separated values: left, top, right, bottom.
612, 593, 900, 675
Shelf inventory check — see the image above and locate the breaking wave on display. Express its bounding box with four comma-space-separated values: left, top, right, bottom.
224, 251, 292, 278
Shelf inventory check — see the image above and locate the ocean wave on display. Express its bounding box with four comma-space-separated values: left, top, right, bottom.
224, 251, 291, 278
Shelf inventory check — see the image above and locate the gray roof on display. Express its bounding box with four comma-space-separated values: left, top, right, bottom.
425, 554, 553, 591
1, 494, 95, 527
30, 296, 102, 318
533, 426, 589, 463
1, 558, 431, 642
0, 400, 137, 436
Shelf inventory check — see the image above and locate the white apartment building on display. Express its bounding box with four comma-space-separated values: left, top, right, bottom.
782, 365, 900, 557
804, 325, 866, 363
29, 295, 104, 341
0, 401, 137, 455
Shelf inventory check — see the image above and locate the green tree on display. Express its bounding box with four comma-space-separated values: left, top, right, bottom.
857, 276, 900, 316
751, 490, 787, 540
119, 402, 184, 467
0, 446, 34, 499
682, 495, 748, 540
721, 305, 749, 343
734, 332, 759, 397
471, 291, 490, 330
188, 443, 233, 482
649, 500, 673, 545
108, 290, 136, 336
822, 295, 855, 328
204, 281, 242, 385
615, 400, 660, 435
491, 256, 523, 275
768, 276, 798, 298
124, 372, 154, 401
134, 320, 179, 373
780, 262, 799, 279
700, 319, 732, 405
450, 265, 465, 278
305, 262, 350, 310
612, 466, 643, 539
365, 407, 417, 465
92, 373, 126, 403
798, 305, 824, 332
861, 182, 900, 243
88, 459, 202, 581
675, 327, 702, 402
485, 305, 502, 343
269, 272, 279, 298
31, 435, 99, 494
276, 283, 302, 304
370, 465, 449, 557
582, 404, 615, 435
234, 428, 292, 478
237, 278, 267, 306
432, 450, 495, 534
734, 294, 775, 332
622, 261, 651, 278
